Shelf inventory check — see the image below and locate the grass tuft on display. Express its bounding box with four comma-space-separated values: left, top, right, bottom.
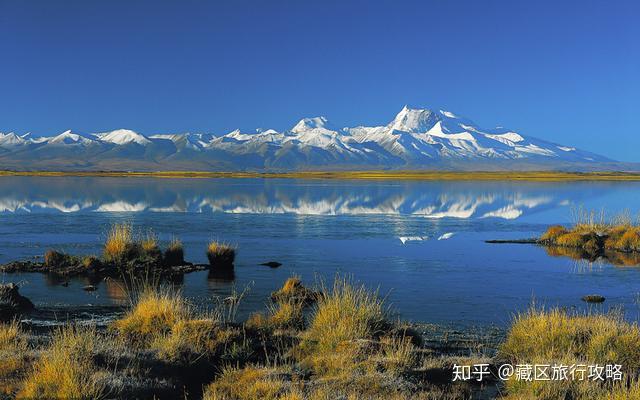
111, 287, 189, 346
499, 307, 640, 399
203, 365, 290, 400
163, 237, 185, 266
207, 241, 236, 268
271, 276, 319, 305
19, 325, 106, 399
103, 222, 137, 263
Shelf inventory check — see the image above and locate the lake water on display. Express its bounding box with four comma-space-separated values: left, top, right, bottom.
1, 176, 640, 327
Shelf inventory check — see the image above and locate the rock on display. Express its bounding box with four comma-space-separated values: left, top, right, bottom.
0, 283, 35, 321
581, 295, 605, 303
260, 261, 282, 268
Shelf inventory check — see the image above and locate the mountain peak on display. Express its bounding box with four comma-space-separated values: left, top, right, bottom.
49, 130, 85, 144
291, 116, 332, 133
389, 106, 441, 133
97, 129, 151, 145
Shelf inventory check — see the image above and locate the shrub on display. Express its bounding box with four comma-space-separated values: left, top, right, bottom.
207, 241, 235, 268
19, 325, 105, 399
163, 237, 185, 266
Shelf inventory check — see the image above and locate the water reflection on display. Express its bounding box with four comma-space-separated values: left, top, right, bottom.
0, 176, 614, 220
545, 245, 640, 267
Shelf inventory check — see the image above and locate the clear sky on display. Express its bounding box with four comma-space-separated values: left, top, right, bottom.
1, 0, 638, 161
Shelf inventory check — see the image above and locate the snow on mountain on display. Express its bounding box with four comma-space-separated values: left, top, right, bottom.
47, 130, 97, 145
0, 132, 27, 148
96, 129, 151, 145
0, 107, 615, 170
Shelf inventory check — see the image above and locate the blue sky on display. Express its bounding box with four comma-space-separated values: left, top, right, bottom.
1, 0, 638, 161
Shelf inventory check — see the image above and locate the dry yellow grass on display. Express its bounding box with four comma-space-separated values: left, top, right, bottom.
271, 276, 319, 305
207, 241, 236, 267
295, 279, 394, 377
151, 318, 237, 362
112, 286, 237, 361
500, 308, 640, 367
539, 225, 568, 242
163, 237, 185, 266
500, 308, 640, 400
103, 222, 135, 262
19, 325, 106, 399
203, 366, 291, 400
247, 300, 305, 332
0, 322, 28, 395
140, 230, 159, 253
540, 210, 640, 257
112, 288, 189, 345
304, 279, 386, 351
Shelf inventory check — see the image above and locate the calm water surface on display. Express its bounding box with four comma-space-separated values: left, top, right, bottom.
1, 176, 640, 327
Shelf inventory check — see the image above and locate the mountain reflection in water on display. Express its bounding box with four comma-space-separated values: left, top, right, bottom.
0, 176, 610, 220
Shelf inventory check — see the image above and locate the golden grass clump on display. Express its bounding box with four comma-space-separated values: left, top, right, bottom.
103, 222, 137, 263
151, 318, 237, 362
540, 210, 640, 261
540, 225, 568, 242
112, 286, 238, 361
112, 288, 189, 346
203, 366, 291, 400
304, 279, 387, 350
271, 276, 319, 305
163, 237, 185, 266
0, 321, 28, 394
499, 308, 640, 399
207, 241, 236, 268
554, 232, 588, 248
297, 279, 391, 377
140, 230, 158, 253
247, 300, 305, 332
500, 308, 640, 368
615, 227, 640, 252
19, 325, 105, 400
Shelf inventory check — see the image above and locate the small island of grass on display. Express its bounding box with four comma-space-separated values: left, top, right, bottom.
539, 211, 640, 263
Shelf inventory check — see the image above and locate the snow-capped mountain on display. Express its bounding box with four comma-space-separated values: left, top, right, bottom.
0, 107, 620, 171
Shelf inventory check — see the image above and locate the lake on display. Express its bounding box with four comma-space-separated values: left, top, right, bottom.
1, 176, 640, 327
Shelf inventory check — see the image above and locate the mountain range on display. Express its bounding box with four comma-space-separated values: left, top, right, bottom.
0, 107, 626, 171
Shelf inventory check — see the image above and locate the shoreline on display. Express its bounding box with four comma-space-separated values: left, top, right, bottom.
2, 169, 640, 181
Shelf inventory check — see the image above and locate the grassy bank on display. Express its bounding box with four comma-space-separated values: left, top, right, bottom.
0, 277, 486, 399
2, 278, 639, 398
2, 170, 640, 181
